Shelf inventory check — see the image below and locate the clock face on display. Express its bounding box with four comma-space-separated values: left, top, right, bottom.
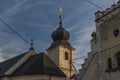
114, 29, 119, 37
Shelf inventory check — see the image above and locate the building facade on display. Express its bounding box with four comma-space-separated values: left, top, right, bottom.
79, 0, 120, 80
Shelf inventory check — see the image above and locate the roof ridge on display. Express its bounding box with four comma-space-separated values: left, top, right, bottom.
0, 53, 26, 77
43, 53, 67, 77
4, 49, 36, 76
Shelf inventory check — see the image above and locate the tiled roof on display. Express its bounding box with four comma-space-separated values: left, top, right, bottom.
0, 53, 26, 77
0, 51, 66, 78
47, 40, 75, 50
12, 52, 66, 77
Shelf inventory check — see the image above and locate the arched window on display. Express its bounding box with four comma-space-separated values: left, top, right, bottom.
116, 52, 120, 68
107, 57, 112, 70
65, 52, 69, 60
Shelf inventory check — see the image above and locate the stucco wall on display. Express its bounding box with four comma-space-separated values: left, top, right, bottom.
81, 53, 98, 80
47, 45, 76, 78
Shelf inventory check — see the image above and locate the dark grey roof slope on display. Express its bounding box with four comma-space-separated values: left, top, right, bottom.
47, 40, 75, 50
12, 52, 66, 77
0, 53, 26, 77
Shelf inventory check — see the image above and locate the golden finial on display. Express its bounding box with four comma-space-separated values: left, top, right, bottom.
59, 8, 63, 28
60, 7, 62, 17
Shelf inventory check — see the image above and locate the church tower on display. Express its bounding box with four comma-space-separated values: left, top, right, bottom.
47, 8, 76, 78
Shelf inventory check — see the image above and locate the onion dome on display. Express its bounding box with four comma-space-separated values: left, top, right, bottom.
52, 27, 70, 41
51, 8, 70, 41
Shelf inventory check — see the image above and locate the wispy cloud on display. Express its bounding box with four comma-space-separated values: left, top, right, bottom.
74, 26, 95, 53
64, 1, 88, 24
0, 31, 29, 59
24, 1, 52, 10
0, 0, 29, 18
13, 20, 52, 28
86, 0, 116, 10
72, 25, 95, 69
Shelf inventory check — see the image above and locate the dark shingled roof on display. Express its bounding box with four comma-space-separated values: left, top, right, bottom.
52, 27, 70, 41
47, 40, 75, 50
0, 53, 26, 77
0, 50, 66, 78
12, 52, 66, 77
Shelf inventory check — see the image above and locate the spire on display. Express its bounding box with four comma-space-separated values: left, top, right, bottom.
30, 38, 34, 49
59, 8, 63, 28
51, 8, 70, 42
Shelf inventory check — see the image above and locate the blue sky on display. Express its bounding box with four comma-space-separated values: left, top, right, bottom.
0, 0, 117, 69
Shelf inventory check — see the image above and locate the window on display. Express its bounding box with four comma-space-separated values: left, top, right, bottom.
116, 52, 120, 68
113, 29, 119, 37
107, 57, 112, 70
65, 52, 69, 60
106, 57, 112, 72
